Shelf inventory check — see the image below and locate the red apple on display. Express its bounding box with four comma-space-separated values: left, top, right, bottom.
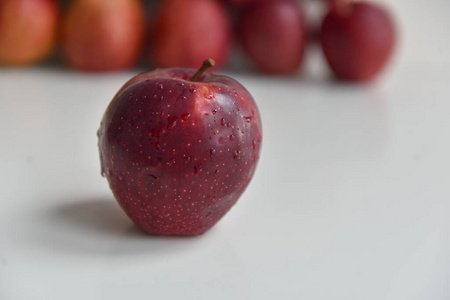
320, 1, 396, 81
151, 0, 233, 70
61, 0, 145, 72
98, 59, 262, 235
223, 0, 261, 7
0, 0, 58, 66
238, 0, 307, 74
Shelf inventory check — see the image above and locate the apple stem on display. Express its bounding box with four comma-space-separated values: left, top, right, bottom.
190, 59, 216, 82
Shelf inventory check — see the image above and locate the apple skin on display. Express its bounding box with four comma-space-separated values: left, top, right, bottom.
98, 68, 262, 236
320, 1, 396, 81
222, 0, 261, 7
61, 0, 145, 72
151, 0, 233, 70
238, 0, 307, 74
0, 0, 59, 66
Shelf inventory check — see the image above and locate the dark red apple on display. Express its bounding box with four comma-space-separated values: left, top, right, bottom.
98, 60, 262, 236
320, 1, 396, 81
150, 0, 233, 70
0, 0, 59, 66
223, 0, 261, 7
61, 0, 145, 71
238, 0, 307, 74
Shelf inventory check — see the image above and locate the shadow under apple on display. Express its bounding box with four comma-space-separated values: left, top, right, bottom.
32, 196, 212, 257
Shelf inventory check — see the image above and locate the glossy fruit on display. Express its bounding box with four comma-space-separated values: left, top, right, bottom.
151, 0, 233, 70
0, 0, 58, 66
320, 1, 396, 81
61, 0, 145, 72
238, 0, 307, 74
98, 60, 262, 236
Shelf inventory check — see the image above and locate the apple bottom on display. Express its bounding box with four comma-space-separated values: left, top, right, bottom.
112, 183, 247, 236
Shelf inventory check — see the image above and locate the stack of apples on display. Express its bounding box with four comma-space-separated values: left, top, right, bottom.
0, 0, 396, 81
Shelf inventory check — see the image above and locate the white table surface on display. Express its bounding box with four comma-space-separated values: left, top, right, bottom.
1, 1, 450, 299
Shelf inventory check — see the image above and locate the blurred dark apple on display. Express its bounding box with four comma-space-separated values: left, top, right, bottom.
223, 0, 261, 7
0, 0, 58, 66
61, 0, 145, 72
98, 60, 262, 235
238, 0, 307, 74
320, 1, 396, 81
151, 0, 233, 70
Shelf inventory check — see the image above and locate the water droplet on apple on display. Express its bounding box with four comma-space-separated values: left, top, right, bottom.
229, 134, 235, 141
252, 140, 256, 149
244, 116, 252, 123
153, 141, 161, 151
159, 84, 164, 90
214, 170, 219, 176
184, 155, 191, 163
189, 87, 197, 93
181, 96, 187, 100
221, 118, 226, 126
149, 174, 158, 180
212, 109, 217, 114
194, 165, 201, 174
233, 150, 241, 160
167, 116, 177, 130
205, 93, 215, 100
181, 113, 191, 121
210, 148, 216, 157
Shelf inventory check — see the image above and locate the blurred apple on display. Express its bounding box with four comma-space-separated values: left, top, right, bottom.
0, 0, 59, 66
320, 1, 396, 81
238, 0, 307, 74
151, 0, 233, 70
61, 0, 145, 72
223, 0, 261, 7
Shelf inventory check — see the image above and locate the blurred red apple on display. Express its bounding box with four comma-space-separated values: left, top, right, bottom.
223, 0, 261, 7
320, 1, 396, 81
0, 0, 58, 66
151, 0, 233, 70
238, 0, 307, 74
61, 0, 145, 72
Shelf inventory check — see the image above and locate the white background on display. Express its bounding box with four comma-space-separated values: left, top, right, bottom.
1, 1, 449, 299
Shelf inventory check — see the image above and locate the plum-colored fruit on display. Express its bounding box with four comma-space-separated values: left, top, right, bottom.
151, 0, 233, 70
238, 0, 307, 74
0, 0, 58, 66
61, 0, 145, 72
98, 60, 262, 236
320, 1, 396, 81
